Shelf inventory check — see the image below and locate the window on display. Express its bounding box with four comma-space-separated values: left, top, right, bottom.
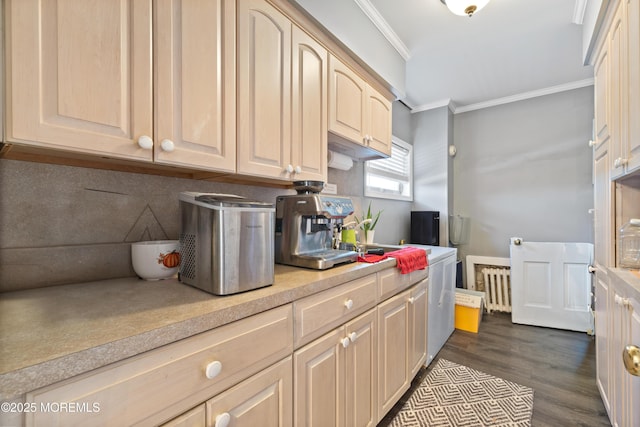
364, 136, 413, 201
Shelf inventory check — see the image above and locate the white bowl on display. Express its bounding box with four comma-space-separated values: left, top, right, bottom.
131, 240, 180, 281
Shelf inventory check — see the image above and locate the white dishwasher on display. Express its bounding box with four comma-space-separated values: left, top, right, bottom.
417, 245, 457, 366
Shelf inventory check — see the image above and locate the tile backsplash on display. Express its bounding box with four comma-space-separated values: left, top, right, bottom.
0, 159, 302, 292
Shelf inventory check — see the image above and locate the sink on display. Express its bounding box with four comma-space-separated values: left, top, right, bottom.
359, 243, 404, 254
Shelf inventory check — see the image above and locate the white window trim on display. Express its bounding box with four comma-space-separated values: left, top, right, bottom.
364, 136, 413, 201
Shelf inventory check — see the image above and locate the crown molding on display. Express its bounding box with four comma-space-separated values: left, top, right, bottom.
353, 0, 411, 60
572, 0, 588, 24
406, 79, 594, 114
452, 78, 594, 113
410, 99, 455, 113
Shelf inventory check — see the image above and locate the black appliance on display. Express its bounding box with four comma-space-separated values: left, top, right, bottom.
410, 211, 440, 246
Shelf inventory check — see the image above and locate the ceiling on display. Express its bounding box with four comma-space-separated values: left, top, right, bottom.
360, 0, 595, 112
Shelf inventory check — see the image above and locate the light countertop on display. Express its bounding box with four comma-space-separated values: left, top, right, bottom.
1, 258, 401, 400
607, 267, 640, 300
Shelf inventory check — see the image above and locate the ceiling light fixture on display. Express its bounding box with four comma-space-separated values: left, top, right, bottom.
440, 0, 490, 17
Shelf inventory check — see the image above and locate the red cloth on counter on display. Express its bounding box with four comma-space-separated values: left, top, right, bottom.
357, 247, 428, 274
357, 253, 388, 263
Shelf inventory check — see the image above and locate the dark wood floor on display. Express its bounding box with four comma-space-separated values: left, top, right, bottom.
379, 312, 611, 426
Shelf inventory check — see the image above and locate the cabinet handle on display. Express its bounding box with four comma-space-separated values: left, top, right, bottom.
614, 157, 627, 168
205, 360, 223, 379
588, 265, 596, 274
349, 332, 358, 342
344, 299, 354, 310
588, 140, 596, 147
215, 412, 231, 427
623, 345, 640, 376
408, 297, 416, 304
294, 165, 302, 174
286, 164, 294, 173
614, 295, 630, 307
137, 135, 154, 150
160, 139, 175, 152
340, 337, 351, 348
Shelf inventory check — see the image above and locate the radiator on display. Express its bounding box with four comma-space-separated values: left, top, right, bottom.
481, 267, 512, 313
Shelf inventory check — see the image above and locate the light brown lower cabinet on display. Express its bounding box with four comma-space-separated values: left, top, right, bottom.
25, 305, 293, 427
205, 356, 292, 427
377, 279, 428, 420
408, 279, 428, 378
162, 357, 292, 427
161, 404, 206, 427
294, 309, 377, 427
20, 268, 428, 427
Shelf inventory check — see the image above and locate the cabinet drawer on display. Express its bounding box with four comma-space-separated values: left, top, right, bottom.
26, 305, 293, 427
378, 267, 428, 302
206, 356, 292, 427
294, 274, 377, 348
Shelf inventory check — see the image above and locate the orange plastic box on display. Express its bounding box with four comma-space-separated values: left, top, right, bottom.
454, 289, 485, 333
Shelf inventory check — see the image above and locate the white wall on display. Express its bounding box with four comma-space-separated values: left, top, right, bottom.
452, 86, 595, 260
292, 0, 406, 97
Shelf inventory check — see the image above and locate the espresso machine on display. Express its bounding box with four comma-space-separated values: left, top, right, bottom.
275, 181, 358, 270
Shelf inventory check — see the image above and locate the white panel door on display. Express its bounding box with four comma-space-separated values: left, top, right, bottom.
510, 239, 594, 332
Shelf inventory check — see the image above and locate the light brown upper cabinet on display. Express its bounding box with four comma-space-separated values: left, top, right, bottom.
290, 26, 328, 182
626, 0, 640, 174
154, 0, 236, 172
237, 0, 292, 179
237, 0, 327, 182
6, 0, 236, 171
597, 0, 640, 178
5, 0, 153, 161
328, 54, 392, 159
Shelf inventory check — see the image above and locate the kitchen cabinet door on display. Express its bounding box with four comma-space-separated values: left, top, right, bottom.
625, 0, 640, 174
5, 0, 153, 161
594, 140, 614, 268
377, 288, 410, 418
365, 87, 392, 157
344, 310, 377, 427
162, 404, 206, 427
629, 295, 640, 427
408, 278, 428, 378
594, 39, 609, 149
294, 328, 344, 427
609, 1, 629, 180
328, 54, 368, 146
595, 269, 611, 418
294, 309, 376, 427
291, 26, 328, 182
206, 357, 292, 427
608, 275, 640, 427
237, 0, 292, 179
328, 54, 392, 159
154, 0, 236, 172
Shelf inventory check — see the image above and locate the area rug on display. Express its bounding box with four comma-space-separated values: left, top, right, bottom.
390, 359, 534, 426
